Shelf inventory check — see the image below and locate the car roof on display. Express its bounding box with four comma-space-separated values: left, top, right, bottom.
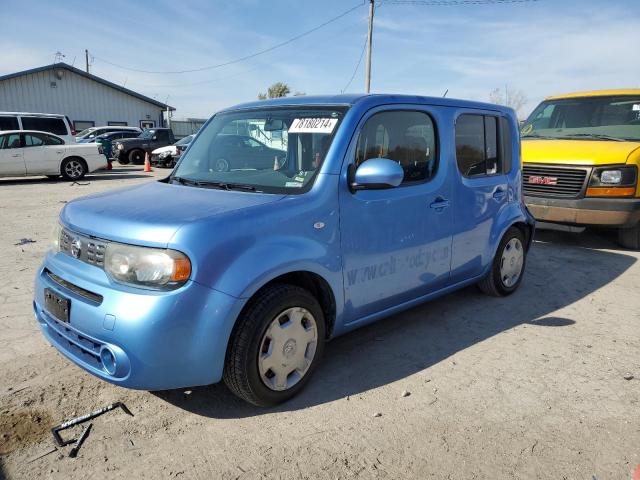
222, 93, 507, 113
0, 112, 67, 118
545, 89, 640, 100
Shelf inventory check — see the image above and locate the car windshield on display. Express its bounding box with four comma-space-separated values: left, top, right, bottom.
521, 95, 640, 141
172, 107, 347, 194
139, 129, 156, 139
175, 135, 193, 146
76, 128, 96, 138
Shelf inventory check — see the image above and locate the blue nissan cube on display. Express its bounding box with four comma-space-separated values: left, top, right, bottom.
34, 94, 535, 406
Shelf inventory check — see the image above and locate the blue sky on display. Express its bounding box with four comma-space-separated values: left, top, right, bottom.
1, 0, 639, 119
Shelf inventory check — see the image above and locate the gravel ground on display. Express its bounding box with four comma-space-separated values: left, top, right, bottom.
0, 167, 639, 479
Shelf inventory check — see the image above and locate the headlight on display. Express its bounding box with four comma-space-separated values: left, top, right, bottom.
158, 151, 169, 158
587, 166, 637, 197
117, 144, 124, 150
104, 243, 191, 290
50, 223, 61, 252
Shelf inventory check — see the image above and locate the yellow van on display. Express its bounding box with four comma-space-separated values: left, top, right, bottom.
521, 89, 640, 248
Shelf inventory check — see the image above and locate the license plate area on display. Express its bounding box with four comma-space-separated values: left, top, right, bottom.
44, 288, 71, 323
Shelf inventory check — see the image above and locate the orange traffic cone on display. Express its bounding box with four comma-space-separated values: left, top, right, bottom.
144, 152, 152, 172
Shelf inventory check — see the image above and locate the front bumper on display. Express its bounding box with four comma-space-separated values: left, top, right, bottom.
33, 251, 245, 390
525, 195, 640, 227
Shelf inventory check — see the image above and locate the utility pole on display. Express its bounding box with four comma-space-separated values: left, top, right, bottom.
85, 50, 90, 74
364, 0, 374, 93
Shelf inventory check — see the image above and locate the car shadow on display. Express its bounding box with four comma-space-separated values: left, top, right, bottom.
154, 237, 636, 418
0, 168, 152, 185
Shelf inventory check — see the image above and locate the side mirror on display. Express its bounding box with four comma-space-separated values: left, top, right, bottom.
349, 158, 404, 193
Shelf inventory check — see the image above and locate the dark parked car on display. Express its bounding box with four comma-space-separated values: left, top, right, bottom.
112, 128, 175, 165
209, 134, 286, 172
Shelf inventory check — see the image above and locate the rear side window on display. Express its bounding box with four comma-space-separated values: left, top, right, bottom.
0, 133, 21, 149
43, 134, 64, 145
0, 116, 19, 131
455, 114, 502, 177
21, 117, 68, 136
24, 133, 46, 147
355, 110, 438, 184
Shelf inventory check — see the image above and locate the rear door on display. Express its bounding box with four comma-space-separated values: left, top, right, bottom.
0, 133, 26, 176
450, 112, 512, 283
23, 133, 65, 174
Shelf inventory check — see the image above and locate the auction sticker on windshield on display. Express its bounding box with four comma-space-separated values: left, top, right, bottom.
289, 118, 338, 134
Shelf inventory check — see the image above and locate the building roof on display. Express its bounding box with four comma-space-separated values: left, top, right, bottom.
545, 89, 640, 100
0, 62, 174, 110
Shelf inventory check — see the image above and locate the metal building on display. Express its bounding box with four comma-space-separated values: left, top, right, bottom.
0, 62, 173, 133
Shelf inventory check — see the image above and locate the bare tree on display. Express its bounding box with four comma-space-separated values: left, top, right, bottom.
489, 86, 528, 117
258, 82, 291, 100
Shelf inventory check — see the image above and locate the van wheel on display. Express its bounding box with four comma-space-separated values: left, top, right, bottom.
617, 224, 640, 250
478, 227, 526, 297
223, 284, 325, 407
61, 157, 88, 181
128, 149, 145, 164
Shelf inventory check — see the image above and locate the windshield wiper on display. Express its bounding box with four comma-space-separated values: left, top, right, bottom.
193, 180, 259, 192
562, 133, 627, 142
521, 134, 558, 140
171, 176, 198, 186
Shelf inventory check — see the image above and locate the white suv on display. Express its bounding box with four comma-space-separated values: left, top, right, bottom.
0, 112, 75, 144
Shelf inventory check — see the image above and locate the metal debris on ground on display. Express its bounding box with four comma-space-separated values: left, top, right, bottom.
68, 423, 92, 458
14, 238, 36, 246
51, 402, 133, 447
26, 446, 57, 464
70, 181, 90, 186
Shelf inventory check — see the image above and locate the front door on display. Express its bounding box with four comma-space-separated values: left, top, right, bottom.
340, 107, 453, 321
0, 132, 25, 176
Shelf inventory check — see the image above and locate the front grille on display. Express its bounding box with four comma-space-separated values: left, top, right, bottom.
523, 164, 590, 198
60, 228, 108, 268
44, 269, 103, 304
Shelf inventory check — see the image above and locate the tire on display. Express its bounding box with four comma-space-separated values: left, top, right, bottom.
60, 157, 88, 181
618, 224, 640, 250
478, 226, 527, 297
117, 155, 130, 165
128, 149, 145, 165
223, 284, 326, 407
214, 158, 230, 172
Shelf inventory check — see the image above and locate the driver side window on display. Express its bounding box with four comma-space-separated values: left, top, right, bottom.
355, 110, 438, 185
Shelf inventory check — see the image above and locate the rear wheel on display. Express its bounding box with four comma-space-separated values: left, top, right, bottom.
617, 224, 640, 250
60, 157, 87, 181
478, 227, 526, 297
223, 284, 325, 407
128, 149, 145, 165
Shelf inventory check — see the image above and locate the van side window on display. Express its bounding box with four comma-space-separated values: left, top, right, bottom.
21, 117, 68, 136
355, 111, 437, 184
455, 114, 502, 177
0, 116, 19, 131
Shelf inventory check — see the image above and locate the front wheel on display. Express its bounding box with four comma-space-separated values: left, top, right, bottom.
617, 224, 640, 250
60, 157, 88, 181
478, 226, 526, 297
223, 284, 325, 407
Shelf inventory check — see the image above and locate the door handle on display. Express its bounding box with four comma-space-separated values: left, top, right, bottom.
429, 197, 450, 211
493, 188, 507, 201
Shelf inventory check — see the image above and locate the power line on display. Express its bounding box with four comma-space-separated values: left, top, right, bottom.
93, 2, 364, 75
381, 0, 539, 5
342, 34, 368, 93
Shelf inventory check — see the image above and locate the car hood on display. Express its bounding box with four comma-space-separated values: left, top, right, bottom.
522, 139, 640, 165
60, 181, 286, 247
152, 145, 176, 155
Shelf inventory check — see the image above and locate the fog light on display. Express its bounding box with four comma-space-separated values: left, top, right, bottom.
100, 347, 117, 376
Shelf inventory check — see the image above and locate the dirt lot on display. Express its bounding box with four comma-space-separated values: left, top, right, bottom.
0, 167, 639, 479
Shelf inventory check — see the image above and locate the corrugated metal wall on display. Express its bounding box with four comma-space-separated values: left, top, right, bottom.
0, 68, 165, 129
